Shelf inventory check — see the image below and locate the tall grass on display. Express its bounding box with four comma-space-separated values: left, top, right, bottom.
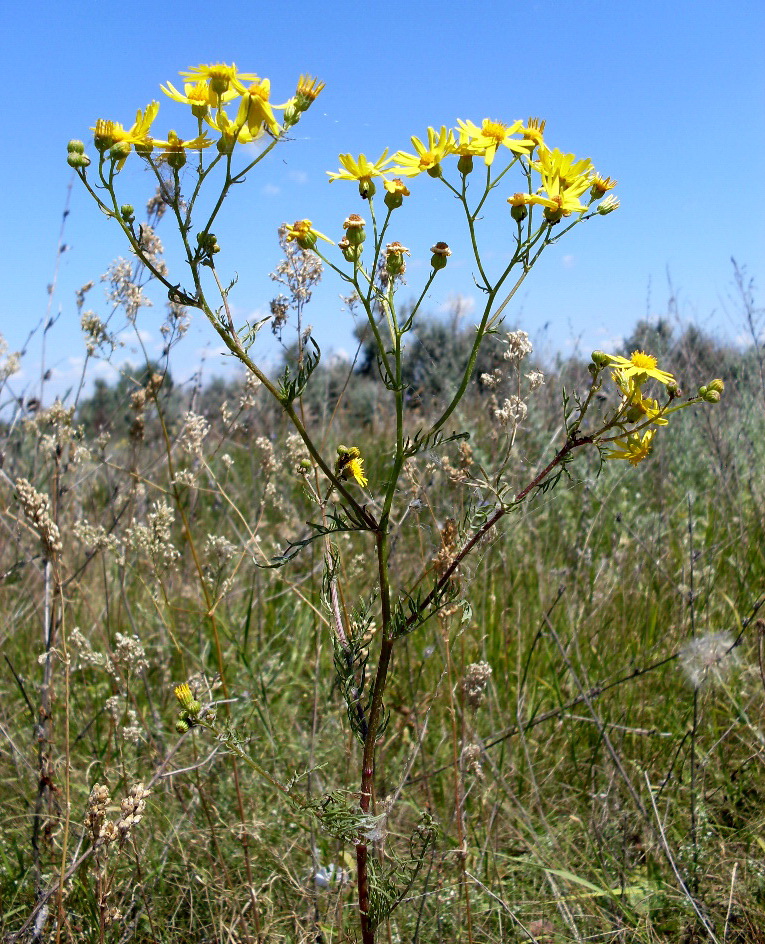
1, 274, 764, 942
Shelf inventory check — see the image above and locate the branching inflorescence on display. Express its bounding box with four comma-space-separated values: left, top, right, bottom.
69, 61, 723, 944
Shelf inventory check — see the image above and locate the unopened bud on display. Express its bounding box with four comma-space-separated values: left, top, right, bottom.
708, 378, 724, 393
343, 214, 366, 247
120, 204, 135, 223
457, 154, 474, 176
590, 351, 611, 368
67, 152, 91, 168
430, 242, 451, 270
67, 139, 85, 155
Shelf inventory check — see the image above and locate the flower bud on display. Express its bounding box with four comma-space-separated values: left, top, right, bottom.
704, 389, 721, 403
457, 154, 474, 176
120, 205, 135, 223
383, 178, 410, 211
338, 238, 362, 263
109, 141, 131, 163
166, 150, 187, 170
666, 381, 681, 399
67, 139, 85, 155
384, 242, 410, 277
708, 378, 724, 393
343, 214, 366, 247
590, 351, 611, 368
430, 242, 451, 271
67, 152, 91, 168
298, 458, 312, 474
597, 195, 620, 215
197, 231, 220, 254
359, 179, 376, 199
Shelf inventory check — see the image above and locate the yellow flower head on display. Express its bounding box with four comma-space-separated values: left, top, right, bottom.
296, 74, 325, 104
383, 177, 410, 198
390, 126, 456, 178
174, 683, 193, 707
605, 429, 656, 467
161, 79, 238, 118
152, 130, 212, 168
92, 102, 160, 167
284, 220, 333, 250
455, 118, 532, 166
236, 78, 288, 137
612, 371, 669, 427
208, 109, 261, 154
591, 175, 617, 198
327, 151, 393, 198
607, 351, 675, 387
521, 117, 546, 151
179, 63, 257, 97
336, 445, 368, 487
533, 146, 594, 190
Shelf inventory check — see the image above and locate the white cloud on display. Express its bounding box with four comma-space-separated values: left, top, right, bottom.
562, 255, 576, 269
261, 183, 281, 197
288, 170, 308, 185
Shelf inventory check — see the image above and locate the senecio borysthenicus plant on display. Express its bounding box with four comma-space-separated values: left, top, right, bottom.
68, 62, 723, 943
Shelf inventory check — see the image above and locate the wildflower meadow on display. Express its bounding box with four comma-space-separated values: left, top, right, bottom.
1, 61, 765, 944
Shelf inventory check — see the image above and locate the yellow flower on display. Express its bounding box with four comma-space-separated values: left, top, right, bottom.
174, 683, 193, 707
612, 371, 669, 426
604, 429, 656, 467
607, 351, 675, 387
591, 174, 617, 197
327, 151, 392, 186
519, 190, 588, 219
179, 63, 258, 97
455, 118, 532, 166
336, 445, 368, 487
520, 117, 546, 151
383, 177, 410, 198
345, 457, 368, 487
235, 78, 289, 137
92, 102, 160, 167
533, 146, 594, 191
296, 74, 325, 104
208, 109, 261, 153
160, 79, 238, 117
284, 220, 333, 250
152, 130, 212, 166
390, 126, 456, 177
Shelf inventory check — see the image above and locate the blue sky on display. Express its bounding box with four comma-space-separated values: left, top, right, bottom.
1, 0, 763, 403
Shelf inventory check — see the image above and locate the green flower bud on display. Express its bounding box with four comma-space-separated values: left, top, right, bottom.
510, 203, 527, 223
590, 351, 612, 368
430, 242, 451, 271
67, 152, 91, 169
343, 215, 366, 247
457, 154, 474, 176
359, 179, 376, 200
108, 141, 131, 163
708, 378, 724, 393
175, 717, 191, 733
120, 204, 135, 223
166, 150, 187, 170
67, 139, 85, 155
338, 238, 362, 263
298, 458, 312, 474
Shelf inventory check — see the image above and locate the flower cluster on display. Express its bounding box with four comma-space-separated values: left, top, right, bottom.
327, 116, 618, 222
70, 63, 324, 172
592, 350, 724, 467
